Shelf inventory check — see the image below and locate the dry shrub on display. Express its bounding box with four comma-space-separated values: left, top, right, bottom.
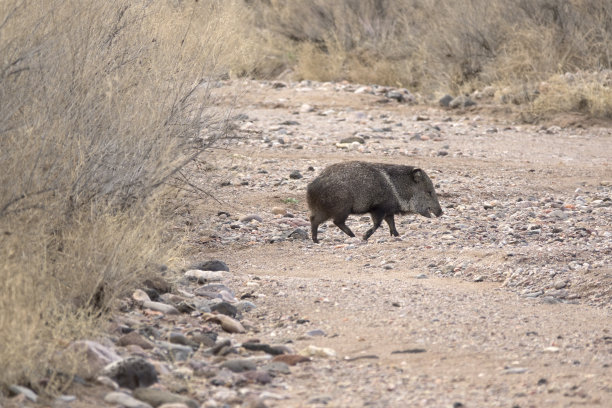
235, 0, 612, 110
0, 0, 235, 393
531, 71, 612, 118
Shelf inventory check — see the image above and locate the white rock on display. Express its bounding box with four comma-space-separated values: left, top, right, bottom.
184, 269, 224, 283
9, 385, 38, 402
104, 392, 153, 408
300, 103, 315, 113
259, 391, 289, 400
132, 289, 151, 303
299, 345, 337, 358
142, 300, 180, 315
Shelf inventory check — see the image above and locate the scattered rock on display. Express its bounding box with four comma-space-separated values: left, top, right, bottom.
185, 269, 224, 283
9, 385, 38, 403
68, 340, 121, 379
286, 228, 309, 240
189, 260, 230, 272
132, 388, 198, 408
305, 329, 326, 337
299, 345, 337, 358
340, 136, 365, 144
272, 354, 310, 365
143, 277, 172, 294
189, 331, 218, 347
289, 170, 303, 179
101, 357, 159, 389
386, 90, 404, 102
300, 103, 315, 113
439, 94, 453, 107
117, 332, 154, 350
142, 300, 180, 315
104, 392, 153, 408
204, 313, 246, 333
133, 289, 152, 303
503, 367, 528, 374
449, 95, 476, 108
220, 358, 257, 373
211, 301, 238, 318
240, 214, 264, 223
243, 370, 273, 385
243, 342, 287, 355
271, 207, 287, 215
263, 361, 291, 375
391, 348, 426, 354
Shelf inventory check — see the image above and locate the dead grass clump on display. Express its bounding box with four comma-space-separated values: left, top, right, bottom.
232, 0, 612, 115
1, 0, 233, 394
530, 71, 612, 119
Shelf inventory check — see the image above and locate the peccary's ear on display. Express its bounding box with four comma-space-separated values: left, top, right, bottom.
411, 168, 423, 182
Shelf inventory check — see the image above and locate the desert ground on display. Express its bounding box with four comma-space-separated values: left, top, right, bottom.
175, 80, 611, 407
39, 79, 611, 408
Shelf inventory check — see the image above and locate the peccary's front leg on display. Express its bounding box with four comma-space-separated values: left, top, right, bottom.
384, 214, 399, 236
364, 210, 385, 240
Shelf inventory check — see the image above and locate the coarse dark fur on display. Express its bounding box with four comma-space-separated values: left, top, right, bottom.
306, 161, 443, 243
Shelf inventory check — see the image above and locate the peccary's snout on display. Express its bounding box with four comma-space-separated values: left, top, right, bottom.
434, 207, 443, 217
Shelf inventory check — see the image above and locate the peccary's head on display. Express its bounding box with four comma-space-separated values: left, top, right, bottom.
404, 168, 443, 218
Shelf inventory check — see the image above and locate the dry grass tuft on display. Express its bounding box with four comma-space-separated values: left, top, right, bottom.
228, 0, 612, 117
0, 0, 237, 394
531, 71, 612, 119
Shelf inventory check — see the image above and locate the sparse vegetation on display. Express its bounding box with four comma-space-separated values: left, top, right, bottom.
230, 0, 612, 119
0, 0, 239, 393
2, 0, 610, 399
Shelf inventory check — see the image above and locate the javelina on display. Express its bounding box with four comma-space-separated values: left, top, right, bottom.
306, 161, 443, 243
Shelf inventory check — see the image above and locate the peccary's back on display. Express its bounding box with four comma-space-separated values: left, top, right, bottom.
307, 161, 399, 215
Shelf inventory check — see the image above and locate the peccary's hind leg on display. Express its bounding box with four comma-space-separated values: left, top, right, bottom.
364, 210, 385, 240
310, 216, 319, 243
333, 213, 355, 238
384, 215, 399, 237
310, 214, 326, 243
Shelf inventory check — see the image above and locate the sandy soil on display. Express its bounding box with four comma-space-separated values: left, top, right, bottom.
184, 80, 612, 407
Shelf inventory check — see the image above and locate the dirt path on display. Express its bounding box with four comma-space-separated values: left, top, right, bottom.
179, 80, 612, 407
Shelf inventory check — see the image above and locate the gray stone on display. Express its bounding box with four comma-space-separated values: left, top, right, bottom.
240, 214, 263, 223
263, 361, 291, 375
104, 392, 153, 408
184, 269, 224, 283
221, 358, 257, 373
306, 329, 326, 337
289, 170, 303, 179
286, 228, 309, 240
117, 331, 154, 350
449, 95, 476, 109
189, 331, 217, 347
236, 300, 257, 312
9, 385, 38, 402
210, 301, 238, 318
101, 357, 158, 389
132, 388, 198, 408
386, 91, 404, 102
243, 370, 273, 385
210, 368, 248, 387
142, 300, 179, 315
439, 94, 453, 107
188, 260, 229, 272
242, 342, 286, 355
340, 136, 365, 144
